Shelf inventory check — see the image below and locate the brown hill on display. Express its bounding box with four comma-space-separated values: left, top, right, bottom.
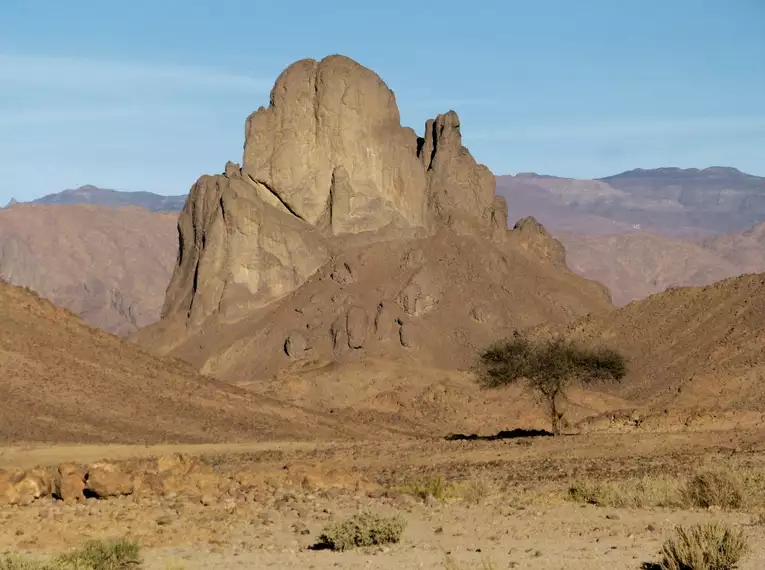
538, 273, 765, 413
704, 221, 765, 270
0, 279, 346, 444
135, 55, 612, 385
0, 203, 176, 335
559, 232, 742, 305
557, 221, 765, 306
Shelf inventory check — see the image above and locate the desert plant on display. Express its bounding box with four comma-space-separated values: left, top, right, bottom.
55, 538, 141, 570
316, 511, 406, 551
476, 332, 627, 434
458, 478, 493, 505
657, 523, 748, 570
568, 474, 685, 508
396, 475, 454, 501
683, 470, 743, 510
0, 556, 53, 570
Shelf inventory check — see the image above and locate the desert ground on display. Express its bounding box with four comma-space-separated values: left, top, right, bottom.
2, 429, 765, 569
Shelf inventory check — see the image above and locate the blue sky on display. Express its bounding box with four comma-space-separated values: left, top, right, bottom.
1, 0, 764, 202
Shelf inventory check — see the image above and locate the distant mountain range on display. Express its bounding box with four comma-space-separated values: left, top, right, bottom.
497, 166, 765, 236
12, 184, 188, 212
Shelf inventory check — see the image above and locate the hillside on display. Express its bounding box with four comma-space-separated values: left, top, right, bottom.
28, 185, 186, 211
560, 232, 743, 305
539, 273, 765, 412
0, 203, 177, 335
0, 280, 345, 444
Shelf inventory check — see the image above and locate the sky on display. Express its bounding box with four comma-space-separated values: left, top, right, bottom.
1, 0, 764, 203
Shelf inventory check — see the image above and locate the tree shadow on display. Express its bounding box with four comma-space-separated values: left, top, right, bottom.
444, 428, 553, 441
640, 563, 661, 570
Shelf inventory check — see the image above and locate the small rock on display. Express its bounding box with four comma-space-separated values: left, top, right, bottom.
605, 514, 620, 520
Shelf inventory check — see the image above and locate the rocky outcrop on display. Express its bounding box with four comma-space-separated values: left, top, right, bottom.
161, 55, 511, 326
162, 169, 329, 325
138, 54, 613, 381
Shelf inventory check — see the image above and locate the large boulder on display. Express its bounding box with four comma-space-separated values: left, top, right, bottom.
0, 468, 52, 506
85, 462, 134, 498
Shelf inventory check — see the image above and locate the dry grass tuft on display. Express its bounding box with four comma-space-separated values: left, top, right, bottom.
682, 470, 743, 510
657, 523, 748, 570
0, 538, 141, 570
568, 475, 684, 508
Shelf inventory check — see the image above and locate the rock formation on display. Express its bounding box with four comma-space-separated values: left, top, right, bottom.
139, 54, 612, 381
162, 55, 514, 326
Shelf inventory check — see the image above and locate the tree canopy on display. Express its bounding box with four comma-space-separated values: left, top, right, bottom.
476, 333, 627, 434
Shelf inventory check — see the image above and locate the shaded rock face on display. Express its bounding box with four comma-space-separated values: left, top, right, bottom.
161, 54, 576, 332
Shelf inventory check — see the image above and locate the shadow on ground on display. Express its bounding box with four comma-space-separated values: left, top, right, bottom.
444, 428, 553, 441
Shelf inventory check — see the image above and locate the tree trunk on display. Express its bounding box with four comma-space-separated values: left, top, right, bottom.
549, 390, 563, 436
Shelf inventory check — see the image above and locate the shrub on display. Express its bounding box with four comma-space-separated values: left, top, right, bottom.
658, 523, 748, 570
396, 475, 454, 501
683, 470, 743, 510
568, 475, 684, 508
316, 511, 406, 551
55, 538, 141, 570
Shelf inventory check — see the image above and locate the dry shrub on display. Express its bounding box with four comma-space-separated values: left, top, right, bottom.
396, 475, 456, 501
683, 470, 743, 510
0, 539, 141, 570
658, 523, 748, 570
458, 479, 493, 505
568, 475, 684, 508
55, 538, 141, 570
0, 556, 53, 570
317, 511, 406, 551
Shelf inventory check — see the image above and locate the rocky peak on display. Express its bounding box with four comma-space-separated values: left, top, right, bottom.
162, 55, 519, 325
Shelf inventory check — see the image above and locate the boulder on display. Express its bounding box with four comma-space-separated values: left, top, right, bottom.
85, 462, 134, 498
54, 463, 85, 503
0, 469, 52, 506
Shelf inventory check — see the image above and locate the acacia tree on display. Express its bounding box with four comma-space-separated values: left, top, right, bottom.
476, 333, 627, 435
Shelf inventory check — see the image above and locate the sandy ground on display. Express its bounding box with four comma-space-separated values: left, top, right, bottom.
2, 430, 765, 569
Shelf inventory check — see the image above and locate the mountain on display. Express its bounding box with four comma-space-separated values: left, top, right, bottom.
0, 204, 177, 335
134, 55, 612, 389
497, 167, 765, 236
28, 184, 187, 212
0, 279, 343, 444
